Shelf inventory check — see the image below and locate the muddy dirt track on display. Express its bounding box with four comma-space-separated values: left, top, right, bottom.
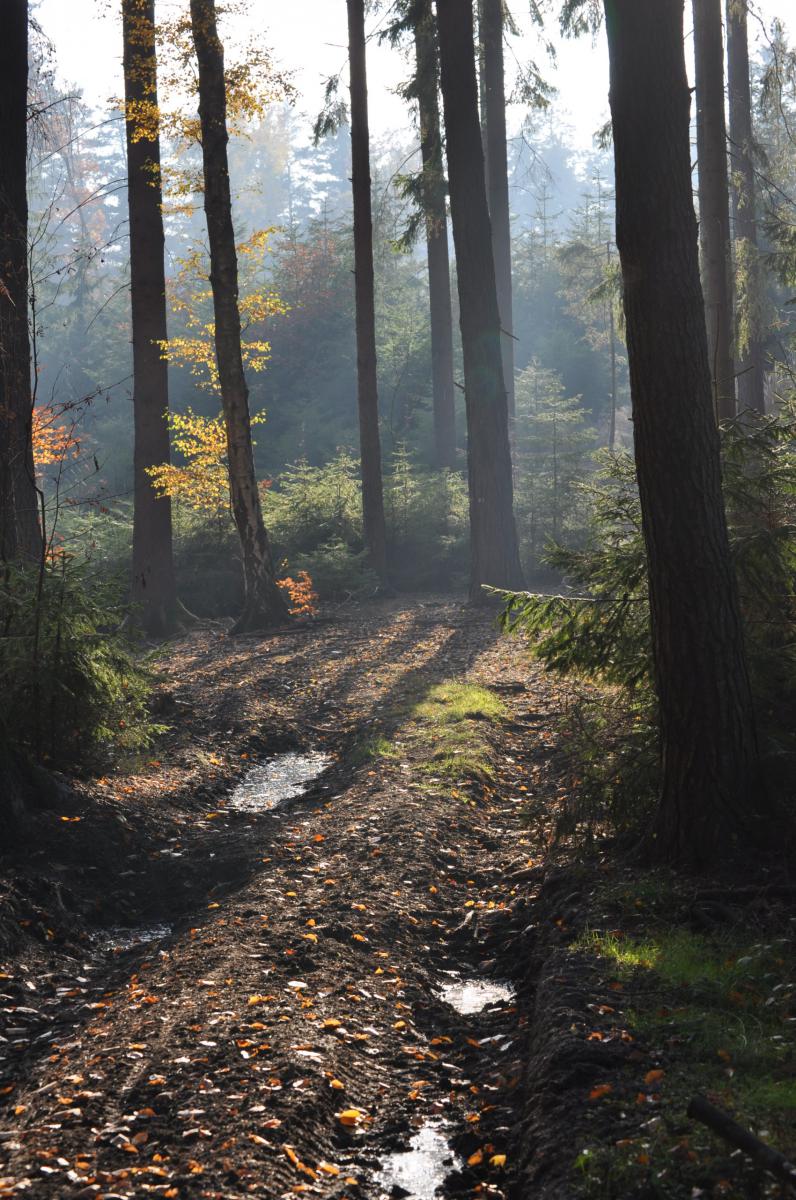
0, 599, 581, 1200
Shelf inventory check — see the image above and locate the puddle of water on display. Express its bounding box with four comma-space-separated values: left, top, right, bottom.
439, 977, 515, 1015
95, 923, 172, 952
377, 1123, 460, 1200
228, 751, 332, 813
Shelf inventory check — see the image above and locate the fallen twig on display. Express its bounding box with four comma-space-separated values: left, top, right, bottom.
688, 1094, 796, 1189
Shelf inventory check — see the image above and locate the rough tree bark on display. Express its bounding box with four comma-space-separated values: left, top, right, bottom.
0, 0, 41, 563
693, 0, 736, 420
346, 0, 388, 581
726, 0, 765, 413
189, 0, 289, 631
608, 242, 618, 451
605, 0, 767, 867
122, 0, 179, 637
479, 0, 516, 426
436, 0, 523, 599
413, 0, 456, 471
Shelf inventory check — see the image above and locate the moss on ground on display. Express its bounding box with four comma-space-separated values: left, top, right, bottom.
410, 681, 506, 788
347, 680, 507, 794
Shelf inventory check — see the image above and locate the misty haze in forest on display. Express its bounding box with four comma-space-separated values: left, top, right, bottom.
1, 1, 795, 1197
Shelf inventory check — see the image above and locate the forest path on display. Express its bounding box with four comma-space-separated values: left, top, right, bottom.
0, 599, 570, 1200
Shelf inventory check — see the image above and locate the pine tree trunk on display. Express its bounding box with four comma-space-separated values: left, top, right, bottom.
436, 0, 523, 600
0, 0, 41, 564
414, 0, 456, 471
608, 289, 617, 450
605, 0, 766, 868
189, 0, 289, 632
693, 0, 736, 420
122, 0, 179, 638
346, 0, 387, 581
480, 0, 516, 426
726, 0, 765, 414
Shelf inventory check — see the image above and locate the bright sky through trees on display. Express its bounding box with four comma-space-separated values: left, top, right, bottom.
36, 0, 789, 157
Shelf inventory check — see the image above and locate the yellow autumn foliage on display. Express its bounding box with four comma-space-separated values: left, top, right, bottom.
160, 231, 288, 391
147, 407, 266, 514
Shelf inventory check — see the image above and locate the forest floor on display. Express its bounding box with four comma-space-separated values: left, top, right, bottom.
0, 598, 794, 1200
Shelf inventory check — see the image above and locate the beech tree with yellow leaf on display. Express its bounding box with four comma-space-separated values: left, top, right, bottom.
121, 0, 293, 634
147, 407, 264, 516
189, 0, 288, 631
163, 231, 287, 392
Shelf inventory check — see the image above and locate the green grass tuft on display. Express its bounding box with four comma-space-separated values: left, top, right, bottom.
412, 681, 507, 725
349, 734, 397, 767
407, 680, 505, 792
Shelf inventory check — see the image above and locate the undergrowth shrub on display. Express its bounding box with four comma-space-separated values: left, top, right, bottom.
497, 403, 796, 839
60, 504, 243, 620
264, 454, 374, 598
0, 560, 158, 770
288, 539, 378, 600
384, 447, 469, 590
264, 453, 363, 557
513, 360, 597, 578
171, 507, 242, 617
265, 449, 468, 597
57, 451, 468, 612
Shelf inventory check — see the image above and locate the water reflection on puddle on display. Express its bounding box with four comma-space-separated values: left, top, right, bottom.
378, 1123, 460, 1200
439, 976, 515, 1015
228, 751, 332, 812
96, 923, 172, 952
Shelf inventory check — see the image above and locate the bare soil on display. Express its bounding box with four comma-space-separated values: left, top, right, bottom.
0, 598, 581, 1200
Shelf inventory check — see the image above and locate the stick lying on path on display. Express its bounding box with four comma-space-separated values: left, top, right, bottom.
688, 1095, 796, 1189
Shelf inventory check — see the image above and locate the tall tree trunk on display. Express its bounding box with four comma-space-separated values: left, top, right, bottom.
346, 0, 387, 581
605, 0, 766, 867
480, 0, 516, 426
693, 0, 736, 420
189, 0, 289, 631
608, 291, 617, 450
436, 0, 523, 600
726, 0, 765, 414
0, 0, 41, 563
414, 0, 456, 471
122, 0, 179, 637
477, 0, 489, 165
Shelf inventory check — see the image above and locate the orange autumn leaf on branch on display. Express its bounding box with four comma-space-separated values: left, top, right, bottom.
277, 571, 319, 618
32, 405, 81, 469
